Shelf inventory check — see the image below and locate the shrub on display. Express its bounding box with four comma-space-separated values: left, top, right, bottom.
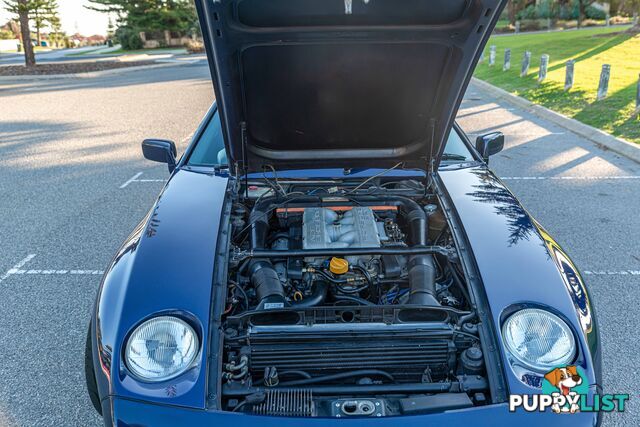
519, 19, 542, 31
0, 29, 15, 40
185, 39, 205, 54
517, 5, 537, 20
127, 32, 144, 50
559, 20, 578, 29
609, 16, 631, 25
585, 6, 606, 20
115, 27, 144, 50
581, 19, 601, 27
535, 0, 558, 19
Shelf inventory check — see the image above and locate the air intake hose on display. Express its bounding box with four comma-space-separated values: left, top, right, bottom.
407, 255, 439, 306
248, 260, 287, 309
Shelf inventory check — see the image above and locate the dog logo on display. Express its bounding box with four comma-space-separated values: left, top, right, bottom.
509, 365, 628, 414
544, 366, 582, 413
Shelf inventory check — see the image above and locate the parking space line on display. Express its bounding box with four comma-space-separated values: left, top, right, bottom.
120, 172, 143, 189
0, 254, 36, 283
467, 132, 566, 136
583, 270, 640, 276
120, 172, 167, 188
501, 176, 640, 181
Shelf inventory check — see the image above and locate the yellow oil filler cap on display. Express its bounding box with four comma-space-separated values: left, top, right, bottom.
329, 257, 349, 275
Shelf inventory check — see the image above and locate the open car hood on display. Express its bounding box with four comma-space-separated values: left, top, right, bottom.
194, 0, 506, 172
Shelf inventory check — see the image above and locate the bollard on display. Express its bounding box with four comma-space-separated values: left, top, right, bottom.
520, 51, 531, 77
564, 59, 575, 91
634, 12, 639, 27
515, 21, 521, 33
503, 48, 511, 71
596, 64, 610, 100
606, 14, 610, 26
489, 45, 496, 66
538, 54, 549, 82
547, 18, 552, 31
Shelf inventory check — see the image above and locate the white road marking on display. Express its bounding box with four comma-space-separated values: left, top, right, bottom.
0, 254, 36, 283
501, 176, 640, 181
467, 132, 566, 136
120, 172, 167, 188
120, 171, 143, 189
584, 270, 640, 276
2, 267, 104, 280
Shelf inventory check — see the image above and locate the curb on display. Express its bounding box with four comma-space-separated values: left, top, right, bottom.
0, 62, 187, 82
471, 77, 640, 164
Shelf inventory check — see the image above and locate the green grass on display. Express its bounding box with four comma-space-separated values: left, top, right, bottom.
474, 26, 640, 144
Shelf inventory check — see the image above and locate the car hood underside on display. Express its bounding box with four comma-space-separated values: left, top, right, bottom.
194, 0, 507, 172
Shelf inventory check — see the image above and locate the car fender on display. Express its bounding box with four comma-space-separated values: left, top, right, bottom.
92, 168, 229, 409
438, 166, 601, 394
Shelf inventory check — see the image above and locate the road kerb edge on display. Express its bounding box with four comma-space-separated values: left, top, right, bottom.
471, 77, 640, 164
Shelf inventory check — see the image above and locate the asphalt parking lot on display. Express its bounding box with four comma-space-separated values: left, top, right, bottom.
1, 64, 638, 426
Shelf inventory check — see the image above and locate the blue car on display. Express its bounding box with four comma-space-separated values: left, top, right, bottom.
85, 0, 601, 425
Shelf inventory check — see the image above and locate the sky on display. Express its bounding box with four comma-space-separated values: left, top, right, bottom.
1, 0, 110, 36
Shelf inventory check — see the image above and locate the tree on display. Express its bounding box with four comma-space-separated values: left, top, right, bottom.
3, 0, 36, 66
622, 0, 640, 31
576, 0, 596, 28
48, 12, 63, 47
32, 0, 58, 46
87, 0, 197, 34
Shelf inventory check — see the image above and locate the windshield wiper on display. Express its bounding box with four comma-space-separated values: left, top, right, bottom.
440, 153, 469, 161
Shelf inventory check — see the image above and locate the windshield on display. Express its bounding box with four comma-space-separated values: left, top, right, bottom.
188, 111, 473, 167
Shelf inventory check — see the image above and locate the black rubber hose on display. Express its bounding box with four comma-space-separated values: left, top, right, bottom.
279, 370, 312, 380
279, 369, 395, 386
449, 263, 472, 305
291, 282, 328, 308
313, 269, 350, 284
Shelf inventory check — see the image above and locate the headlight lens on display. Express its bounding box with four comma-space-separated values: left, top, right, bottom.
502, 308, 575, 371
125, 316, 199, 381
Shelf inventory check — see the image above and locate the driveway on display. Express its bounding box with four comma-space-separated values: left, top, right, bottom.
0, 65, 637, 425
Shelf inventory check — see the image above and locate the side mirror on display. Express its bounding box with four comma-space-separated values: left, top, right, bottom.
475, 132, 504, 164
142, 139, 177, 173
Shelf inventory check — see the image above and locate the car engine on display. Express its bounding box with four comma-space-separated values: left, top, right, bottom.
217, 178, 489, 417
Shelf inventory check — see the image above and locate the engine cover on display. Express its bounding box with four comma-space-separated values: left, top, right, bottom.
302, 207, 381, 250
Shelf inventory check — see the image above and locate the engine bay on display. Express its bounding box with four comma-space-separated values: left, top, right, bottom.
216, 175, 490, 417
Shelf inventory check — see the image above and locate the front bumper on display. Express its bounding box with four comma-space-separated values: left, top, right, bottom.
104, 397, 601, 427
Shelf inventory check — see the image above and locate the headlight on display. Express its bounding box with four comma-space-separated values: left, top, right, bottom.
125, 316, 199, 381
502, 308, 575, 371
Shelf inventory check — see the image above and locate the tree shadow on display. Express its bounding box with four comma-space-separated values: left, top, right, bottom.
546, 32, 632, 73
0, 63, 212, 97
573, 80, 639, 142
466, 168, 535, 246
